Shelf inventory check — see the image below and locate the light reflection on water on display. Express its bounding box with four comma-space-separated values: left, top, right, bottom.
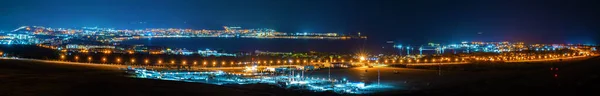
120, 37, 380, 53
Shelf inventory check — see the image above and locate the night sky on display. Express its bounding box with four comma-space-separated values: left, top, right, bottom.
1, 0, 598, 44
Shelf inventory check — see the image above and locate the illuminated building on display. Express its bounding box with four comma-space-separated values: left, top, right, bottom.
198, 49, 236, 57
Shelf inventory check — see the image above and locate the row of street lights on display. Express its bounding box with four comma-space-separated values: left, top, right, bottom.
58, 53, 586, 66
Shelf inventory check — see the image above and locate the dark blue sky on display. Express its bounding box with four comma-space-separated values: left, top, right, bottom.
1, 0, 598, 44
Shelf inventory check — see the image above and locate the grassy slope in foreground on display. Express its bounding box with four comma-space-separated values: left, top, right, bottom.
0, 59, 279, 96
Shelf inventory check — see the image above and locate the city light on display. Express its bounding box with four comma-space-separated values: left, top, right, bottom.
128, 51, 134, 54
359, 56, 366, 61
130, 68, 394, 94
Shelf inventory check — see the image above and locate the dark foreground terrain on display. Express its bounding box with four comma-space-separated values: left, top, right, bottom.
394, 56, 600, 96
2, 56, 600, 96
0, 59, 336, 96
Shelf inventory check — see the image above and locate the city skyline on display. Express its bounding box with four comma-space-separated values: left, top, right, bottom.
1, 0, 599, 44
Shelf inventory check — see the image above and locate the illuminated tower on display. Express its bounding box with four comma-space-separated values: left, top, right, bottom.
406, 46, 410, 55
419, 46, 423, 56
